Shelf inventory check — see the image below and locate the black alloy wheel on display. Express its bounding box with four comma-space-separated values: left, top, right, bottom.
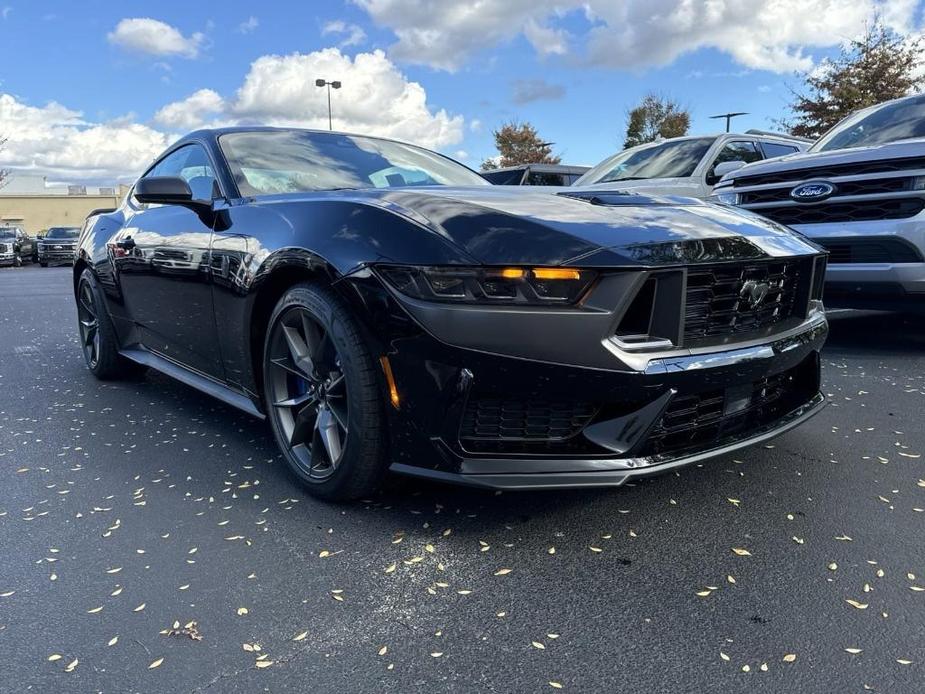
264, 283, 387, 500
76, 268, 146, 380
77, 278, 101, 369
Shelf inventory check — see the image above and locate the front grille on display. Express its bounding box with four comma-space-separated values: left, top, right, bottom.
684, 260, 808, 343
739, 177, 913, 205
814, 237, 923, 264
734, 157, 925, 187
460, 399, 596, 441
642, 357, 817, 457
754, 199, 925, 226
0, 244, 7, 253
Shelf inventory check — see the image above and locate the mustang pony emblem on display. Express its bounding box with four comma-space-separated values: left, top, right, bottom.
740, 280, 771, 308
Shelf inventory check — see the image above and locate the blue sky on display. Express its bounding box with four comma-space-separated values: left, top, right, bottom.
0, 0, 919, 182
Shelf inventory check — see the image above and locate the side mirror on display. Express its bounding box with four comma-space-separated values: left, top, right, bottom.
713, 160, 747, 179
135, 176, 194, 205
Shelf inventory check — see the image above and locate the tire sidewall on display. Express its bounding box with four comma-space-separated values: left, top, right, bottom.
263, 284, 383, 497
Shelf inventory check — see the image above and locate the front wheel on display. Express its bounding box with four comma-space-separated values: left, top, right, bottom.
13, 254, 21, 268
263, 282, 388, 500
39, 261, 48, 268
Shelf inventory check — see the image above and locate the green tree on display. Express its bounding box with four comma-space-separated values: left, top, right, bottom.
480, 121, 561, 171
623, 94, 690, 149
782, 21, 925, 139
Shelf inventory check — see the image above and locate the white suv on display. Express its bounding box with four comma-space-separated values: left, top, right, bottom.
573, 131, 809, 198
712, 94, 925, 312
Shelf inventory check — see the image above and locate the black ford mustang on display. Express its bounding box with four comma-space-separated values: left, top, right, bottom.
75, 127, 828, 499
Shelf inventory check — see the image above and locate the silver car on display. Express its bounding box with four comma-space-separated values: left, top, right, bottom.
712, 94, 925, 312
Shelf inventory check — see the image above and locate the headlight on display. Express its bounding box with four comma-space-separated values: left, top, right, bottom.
709, 189, 740, 205
376, 265, 597, 305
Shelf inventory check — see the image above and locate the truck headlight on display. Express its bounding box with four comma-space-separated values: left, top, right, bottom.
709, 190, 740, 205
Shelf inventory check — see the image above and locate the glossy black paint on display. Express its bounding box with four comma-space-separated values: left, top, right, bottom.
75, 127, 827, 488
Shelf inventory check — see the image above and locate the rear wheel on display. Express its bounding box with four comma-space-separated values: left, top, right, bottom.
77, 269, 145, 379
263, 282, 387, 500
40, 261, 48, 268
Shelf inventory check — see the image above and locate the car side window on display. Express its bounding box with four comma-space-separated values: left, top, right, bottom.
761, 141, 800, 159
706, 141, 763, 184
145, 144, 218, 201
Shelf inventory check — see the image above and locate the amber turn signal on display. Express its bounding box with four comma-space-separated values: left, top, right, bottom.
531, 268, 581, 280
379, 356, 400, 409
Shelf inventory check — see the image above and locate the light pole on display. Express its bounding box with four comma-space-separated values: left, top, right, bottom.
709, 112, 749, 133
315, 79, 342, 131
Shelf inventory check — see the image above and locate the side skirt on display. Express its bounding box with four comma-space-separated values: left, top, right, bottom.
120, 348, 265, 420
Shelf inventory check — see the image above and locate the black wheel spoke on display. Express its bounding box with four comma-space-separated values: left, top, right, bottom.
268, 305, 350, 482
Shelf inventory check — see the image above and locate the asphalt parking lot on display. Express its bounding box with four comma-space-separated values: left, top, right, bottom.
1, 265, 924, 693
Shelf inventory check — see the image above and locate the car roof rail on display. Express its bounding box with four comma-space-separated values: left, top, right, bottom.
745, 128, 813, 143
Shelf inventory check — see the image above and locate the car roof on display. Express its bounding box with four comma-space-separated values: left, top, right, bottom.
485, 164, 590, 175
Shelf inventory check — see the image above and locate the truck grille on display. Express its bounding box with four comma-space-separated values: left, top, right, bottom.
0, 244, 7, 253
739, 177, 912, 205
642, 357, 817, 457
734, 157, 925, 187
814, 237, 923, 264
754, 198, 924, 226
460, 399, 596, 441
683, 260, 808, 344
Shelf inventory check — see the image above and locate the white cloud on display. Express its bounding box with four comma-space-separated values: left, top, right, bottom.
322, 19, 367, 47
1, 48, 462, 184
154, 89, 226, 130
238, 16, 259, 34
1, 7, 11, 20
108, 18, 204, 58
355, 0, 920, 74
0, 94, 168, 182
469, 119, 483, 133
454, 149, 469, 160
227, 48, 463, 149
512, 78, 565, 104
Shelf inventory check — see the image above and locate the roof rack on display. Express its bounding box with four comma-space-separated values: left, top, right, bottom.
745, 129, 813, 143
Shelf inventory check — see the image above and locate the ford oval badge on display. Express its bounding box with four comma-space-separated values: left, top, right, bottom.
790, 181, 835, 202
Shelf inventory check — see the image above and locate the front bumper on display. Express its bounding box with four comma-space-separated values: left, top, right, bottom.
38, 248, 76, 264
350, 272, 829, 490
789, 218, 925, 309
0, 255, 14, 266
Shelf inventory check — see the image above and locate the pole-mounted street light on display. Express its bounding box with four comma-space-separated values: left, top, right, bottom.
709, 112, 749, 133
315, 79, 342, 131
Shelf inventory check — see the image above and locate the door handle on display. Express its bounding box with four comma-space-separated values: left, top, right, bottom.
116, 236, 136, 250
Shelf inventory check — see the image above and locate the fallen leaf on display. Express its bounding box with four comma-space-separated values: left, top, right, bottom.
148, 657, 164, 669
237, 607, 248, 615
64, 658, 78, 673
732, 548, 752, 556
133, 603, 146, 612
378, 646, 388, 656
846, 599, 868, 610
47, 654, 62, 662
108, 636, 118, 646
494, 568, 513, 576
255, 660, 273, 668
292, 631, 308, 642
897, 659, 913, 665
783, 654, 797, 663
549, 682, 563, 689
532, 641, 546, 649
844, 648, 863, 655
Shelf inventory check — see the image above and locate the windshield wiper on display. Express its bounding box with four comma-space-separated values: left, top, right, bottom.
601, 176, 648, 183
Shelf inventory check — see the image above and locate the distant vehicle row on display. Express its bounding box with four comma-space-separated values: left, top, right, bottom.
0, 226, 78, 267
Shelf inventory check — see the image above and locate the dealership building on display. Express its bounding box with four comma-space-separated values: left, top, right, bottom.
0, 173, 129, 233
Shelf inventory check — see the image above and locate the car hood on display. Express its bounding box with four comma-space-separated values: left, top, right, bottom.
315, 187, 820, 266
723, 139, 925, 182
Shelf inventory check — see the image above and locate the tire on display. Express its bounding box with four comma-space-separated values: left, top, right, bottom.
76, 269, 146, 380
40, 261, 48, 268
13, 254, 21, 268
263, 282, 387, 500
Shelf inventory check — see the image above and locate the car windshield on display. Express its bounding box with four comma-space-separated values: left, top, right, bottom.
575, 137, 716, 185
219, 130, 488, 195
0, 228, 18, 240
45, 227, 79, 239
812, 95, 925, 152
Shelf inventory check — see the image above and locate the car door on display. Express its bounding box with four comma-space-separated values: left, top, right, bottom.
114, 143, 225, 379
704, 140, 764, 191
15, 228, 34, 259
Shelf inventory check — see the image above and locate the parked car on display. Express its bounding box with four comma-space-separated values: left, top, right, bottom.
37, 226, 80, 266
711, 94, 925, 312
482, 164, 590, 186
0, 225, 37, 267
574, 131, 810, 198
76, 127, 827, 500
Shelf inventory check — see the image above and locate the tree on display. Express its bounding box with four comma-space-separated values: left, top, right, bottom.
781, 21, 925, 139
623, 94, 690, 149
480, 121, 560, 171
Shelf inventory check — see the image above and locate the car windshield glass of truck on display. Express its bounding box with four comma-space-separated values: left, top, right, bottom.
813, 95, 925, 152
45, 227, 79, 239
576, 137, 715, 185
219, 130, 489, 195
